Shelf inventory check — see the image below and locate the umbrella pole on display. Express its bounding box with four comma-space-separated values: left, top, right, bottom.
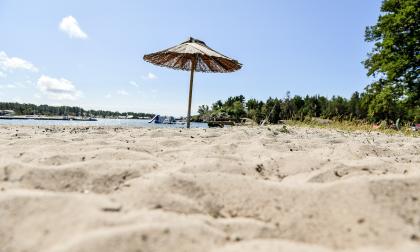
186, 58, 196, 128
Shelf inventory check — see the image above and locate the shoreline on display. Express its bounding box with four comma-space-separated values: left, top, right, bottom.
1, 117, 419, 137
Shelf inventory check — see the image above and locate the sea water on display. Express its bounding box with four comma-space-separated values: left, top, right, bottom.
0, 118, 208, 128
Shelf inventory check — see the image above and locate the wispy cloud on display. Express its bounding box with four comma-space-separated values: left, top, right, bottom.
117, 89, 129, 96
59, 16, 88, 39
129, 81, 139, 87
37, 75, 82, 100
0, 71, 6, 78
0, 51, 38, 72
105, 93, 112, 99
0, 84, 17, 89
142, 72, 157, 80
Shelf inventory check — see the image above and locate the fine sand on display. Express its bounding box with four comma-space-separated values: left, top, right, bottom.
0, 125, 419, 252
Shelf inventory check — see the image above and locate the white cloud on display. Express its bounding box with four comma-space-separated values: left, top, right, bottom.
0, 82, 29, 89
148, 72, 157, 79
0, 84, 16, 89
117, 89, 129, 96
142, 72, 157, 80
0, 51, 38, 72
59, 16, 88, 39
105, 93, 112, 99
37, 75, 82, 100
0, 71, 6, 78
129, 81, 139, 87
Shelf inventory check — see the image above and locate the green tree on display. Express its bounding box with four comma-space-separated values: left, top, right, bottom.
348, 92, 363, 119
211, 100, 223, 111
262, 97, 282, 123
246, 98, 264, 123
364, 0, 420, 121
197, 105, 210, 116
231, 101, 246, 121
197, 105, 210, 121
301, 95, 321, 118
363, 81, 401, 122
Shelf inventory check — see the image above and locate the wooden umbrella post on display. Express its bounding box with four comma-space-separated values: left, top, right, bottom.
186, 57, 197, 128
143, 38, 242, 129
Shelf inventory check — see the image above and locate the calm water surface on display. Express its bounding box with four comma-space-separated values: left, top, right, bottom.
0, 118, 208, 128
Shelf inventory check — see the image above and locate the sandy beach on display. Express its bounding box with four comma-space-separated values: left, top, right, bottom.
0, 125, 419, 252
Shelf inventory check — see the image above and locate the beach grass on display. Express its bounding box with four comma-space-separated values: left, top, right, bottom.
285, 119, 420, 137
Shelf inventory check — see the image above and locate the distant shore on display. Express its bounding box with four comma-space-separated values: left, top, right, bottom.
0, 115, 152, 120
0, 117, 207, 128
0, 115, 95, 121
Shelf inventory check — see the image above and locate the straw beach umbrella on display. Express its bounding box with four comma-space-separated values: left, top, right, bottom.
143, 37, 242, 128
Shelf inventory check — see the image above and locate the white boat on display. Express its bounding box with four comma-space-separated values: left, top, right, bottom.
149, 115, 176, 124
163, 116, 176, 124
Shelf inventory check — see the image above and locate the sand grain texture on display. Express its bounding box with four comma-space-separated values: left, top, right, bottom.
0, 125, 419, 252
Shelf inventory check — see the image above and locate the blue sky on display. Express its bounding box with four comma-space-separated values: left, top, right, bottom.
0, 0, 382, 116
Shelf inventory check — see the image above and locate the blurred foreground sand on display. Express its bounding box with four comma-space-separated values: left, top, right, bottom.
0, 125, 419, 252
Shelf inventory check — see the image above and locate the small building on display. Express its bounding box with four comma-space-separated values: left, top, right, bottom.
0, 110, 15, 116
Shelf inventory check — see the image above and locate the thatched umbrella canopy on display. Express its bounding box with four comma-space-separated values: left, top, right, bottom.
143, 37, 242, 128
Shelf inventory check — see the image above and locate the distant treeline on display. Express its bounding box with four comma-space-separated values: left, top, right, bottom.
0, 102, 154, 119
198, 0, 420, 125
197, 92, 419, 124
